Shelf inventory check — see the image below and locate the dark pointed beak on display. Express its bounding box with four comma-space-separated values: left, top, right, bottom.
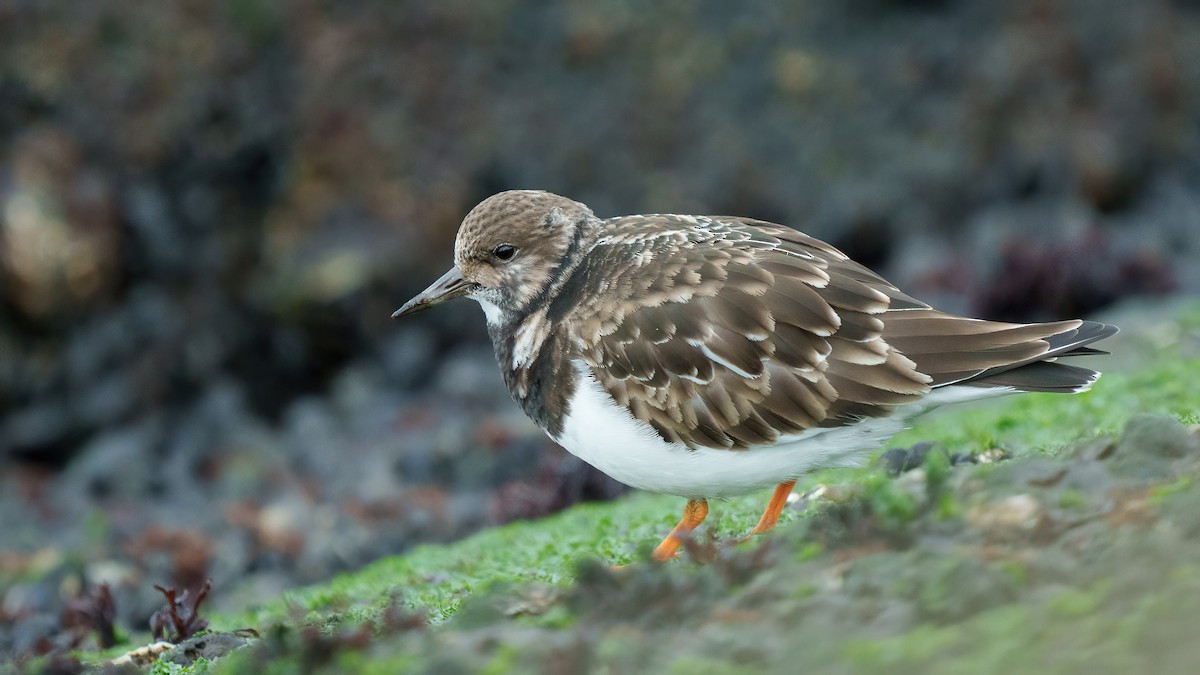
392, 266, 473, 318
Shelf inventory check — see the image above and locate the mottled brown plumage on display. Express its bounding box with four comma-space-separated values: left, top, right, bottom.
543, 210, 1110, 450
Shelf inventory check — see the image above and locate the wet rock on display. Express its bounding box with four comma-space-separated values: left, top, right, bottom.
281, 397, 342, 473
967, 494, 1042, 537
123, 182, 185, 273
381, 326, 439, 389
161, 631, 255, 666
1116, 414, 1200, 460
7, 613, 59, 659
73, 373, 137, 429
877, 441, 956, 477
431, 348, 512, 408
56, 420, 161, 504
912, 554, 1019, 623
1, 402, 74, 459
1158, 485, 1200, 539
1067, 436, 1119, 462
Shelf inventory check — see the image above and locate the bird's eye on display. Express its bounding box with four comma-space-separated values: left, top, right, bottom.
493, 244, 517, 262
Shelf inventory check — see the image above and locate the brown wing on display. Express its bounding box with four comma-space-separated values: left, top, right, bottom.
556, 215, 931, 450
555, 214, 1117, 451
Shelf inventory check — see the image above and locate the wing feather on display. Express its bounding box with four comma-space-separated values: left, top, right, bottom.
565, 215, 930, 449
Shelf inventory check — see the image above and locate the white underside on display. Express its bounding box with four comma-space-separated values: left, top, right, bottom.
553, 361, 1016, 498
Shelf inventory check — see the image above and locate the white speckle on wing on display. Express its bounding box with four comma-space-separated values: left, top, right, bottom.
688, 339, 760, 379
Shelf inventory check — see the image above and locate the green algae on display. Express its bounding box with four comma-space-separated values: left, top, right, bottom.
76, 302, 1200, 673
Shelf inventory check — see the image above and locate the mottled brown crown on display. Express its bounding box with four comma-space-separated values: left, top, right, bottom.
454, 190, 592, 267
453, 190, 598, 313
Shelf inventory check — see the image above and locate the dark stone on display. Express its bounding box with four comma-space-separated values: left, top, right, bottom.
878, 441, 946, 477
1116, 414, 1200, 461
162, 631, 255, 666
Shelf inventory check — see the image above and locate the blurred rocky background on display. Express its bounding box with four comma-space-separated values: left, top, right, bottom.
0, 0, 1197, 661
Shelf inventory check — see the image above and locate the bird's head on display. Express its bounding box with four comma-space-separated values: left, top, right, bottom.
393, 190, 595, 325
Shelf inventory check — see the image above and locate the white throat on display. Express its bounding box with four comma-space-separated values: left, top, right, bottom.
474, 296, 506, 327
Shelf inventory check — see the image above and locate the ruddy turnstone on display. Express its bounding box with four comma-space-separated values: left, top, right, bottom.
394, 190, 1117, 561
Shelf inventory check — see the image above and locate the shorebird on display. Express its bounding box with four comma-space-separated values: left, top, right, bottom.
395, 190, 1116, 560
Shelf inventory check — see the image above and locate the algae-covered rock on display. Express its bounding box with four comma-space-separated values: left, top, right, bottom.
1117, 414, 1200, 460
1110, 414, 1200, 480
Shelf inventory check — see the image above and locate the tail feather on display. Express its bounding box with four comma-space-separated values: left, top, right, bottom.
884, 312, 1118, 393
1058, 346, 1110, 357
964, 361, 1100, 393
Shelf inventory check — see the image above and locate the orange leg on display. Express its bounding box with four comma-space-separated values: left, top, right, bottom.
749, 480, 797, 535
651, 499, 709, 561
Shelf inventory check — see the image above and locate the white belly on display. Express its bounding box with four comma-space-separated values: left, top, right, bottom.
552, 362, 908, 498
